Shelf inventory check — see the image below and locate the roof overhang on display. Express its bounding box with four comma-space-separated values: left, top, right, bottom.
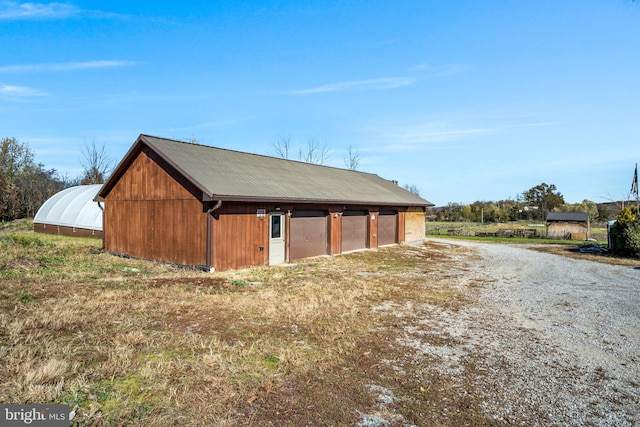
205, 193, 434, 207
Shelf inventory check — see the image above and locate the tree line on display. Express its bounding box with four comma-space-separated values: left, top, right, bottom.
431, 183, 616, 223
0, 137, 113, 222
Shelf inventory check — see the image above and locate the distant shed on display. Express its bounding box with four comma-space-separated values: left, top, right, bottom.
546, 212, 590, 240
33, 184, 103, 238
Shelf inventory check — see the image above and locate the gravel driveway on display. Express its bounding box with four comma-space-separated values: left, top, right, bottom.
393, 239, 640, 426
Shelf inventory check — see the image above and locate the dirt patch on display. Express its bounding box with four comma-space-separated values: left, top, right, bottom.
0, 256, 46, 271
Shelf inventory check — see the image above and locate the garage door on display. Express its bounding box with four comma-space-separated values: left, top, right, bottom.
290, 210, 328, 261
342, 210, 368, 252
378, 210, 397, 246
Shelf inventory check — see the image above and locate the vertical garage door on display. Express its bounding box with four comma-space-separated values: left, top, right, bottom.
341, 211, 368, 252
290, 210, 328, 261
378, 210, 397, 246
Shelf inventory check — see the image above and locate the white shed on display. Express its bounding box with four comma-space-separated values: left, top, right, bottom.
33, 184, 103, 238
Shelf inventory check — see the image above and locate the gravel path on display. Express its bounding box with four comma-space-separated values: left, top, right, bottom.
398, 239, 640, 426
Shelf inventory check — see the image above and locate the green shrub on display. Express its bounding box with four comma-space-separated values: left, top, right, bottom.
611, 207, 640, 258
621, 221, 640, 258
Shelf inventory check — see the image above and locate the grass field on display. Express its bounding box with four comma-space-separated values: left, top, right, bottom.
0, 219, 503, 426
426, 221, 609, 245
425, 222, 640, 268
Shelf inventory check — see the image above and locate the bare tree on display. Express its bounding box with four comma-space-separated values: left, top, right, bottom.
343, 145, 361, 170
273, 136, 331, 165
298, 138, 329, 165
273, 136, 292, 159
80, 141, 114, 185
403, 183, 421, 196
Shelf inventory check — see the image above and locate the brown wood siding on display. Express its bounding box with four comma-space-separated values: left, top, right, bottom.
398, 211, 406, 244
368, 211, 378, 249
341, 211, 368, 252
328, 210, 341, 255
103, 152, 207, 266
105, 199, 206, 265
404, 207, 424, 243
211, 203, 268, 271
284, 213, 291, 262
378, 211, 397, 246
108, 151, 196, 201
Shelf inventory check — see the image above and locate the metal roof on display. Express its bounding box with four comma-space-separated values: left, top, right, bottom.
34, 184, 103, 230
546, 212, 589, 222
99, 134, 433, 207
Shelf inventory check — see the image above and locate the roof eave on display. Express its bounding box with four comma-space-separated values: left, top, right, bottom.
209, 194, 433, 207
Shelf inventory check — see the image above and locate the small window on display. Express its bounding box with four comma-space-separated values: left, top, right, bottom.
271, 215, 281, 239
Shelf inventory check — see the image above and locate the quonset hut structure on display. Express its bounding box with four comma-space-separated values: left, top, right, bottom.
33, 184, 103, 239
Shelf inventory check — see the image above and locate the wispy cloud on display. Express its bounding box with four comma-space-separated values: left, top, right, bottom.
407, 63, 466, 77
0, 1, 122, 20
287, 76, 415, 95
365, 123, 493, 153
168, 117, 257, 132
285, 64, 464, 95
0, 1, 78, 19
366, 115, 561, 154
0, 83, 46, 97
504, 121, 561, 129
396, 125, 492, 145
0, 60, 138, 73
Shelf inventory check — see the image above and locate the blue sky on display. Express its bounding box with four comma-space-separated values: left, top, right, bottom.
1, 0, 639, 206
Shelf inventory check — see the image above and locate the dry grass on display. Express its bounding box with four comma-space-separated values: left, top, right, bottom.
0, 219, 499, 426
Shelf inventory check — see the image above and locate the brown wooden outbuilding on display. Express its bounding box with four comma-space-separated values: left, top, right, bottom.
546, 212, 590, 240
96, 135, 433, 271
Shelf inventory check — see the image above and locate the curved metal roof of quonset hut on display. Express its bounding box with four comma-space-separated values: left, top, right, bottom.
34, 184, 103, 231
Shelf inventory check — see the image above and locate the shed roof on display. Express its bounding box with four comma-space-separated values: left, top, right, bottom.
546, 212, 589, 222
34, 184, 103, 231
98, 134, 433, 207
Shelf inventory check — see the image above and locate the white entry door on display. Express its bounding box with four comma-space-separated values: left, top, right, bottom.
269, 212, 285, 265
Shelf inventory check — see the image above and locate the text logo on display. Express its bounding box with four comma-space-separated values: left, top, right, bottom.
1, 405, 69, 426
